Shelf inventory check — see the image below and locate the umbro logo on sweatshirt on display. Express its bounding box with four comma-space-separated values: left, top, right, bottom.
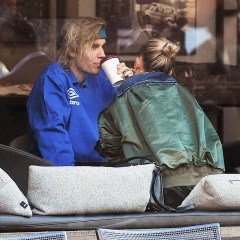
68, 88, 79, 99
68, 88, 80, 105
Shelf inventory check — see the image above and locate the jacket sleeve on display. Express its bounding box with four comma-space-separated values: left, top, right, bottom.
96, 110, 125, 163
27, 71, 74, 166
203, 112, 225, 170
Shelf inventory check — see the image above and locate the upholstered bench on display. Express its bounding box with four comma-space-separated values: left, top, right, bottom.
1, 144, 240, 239
0, 211, 240, 240
1, 211, 240, 232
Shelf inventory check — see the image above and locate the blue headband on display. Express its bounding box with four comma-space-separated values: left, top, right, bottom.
98, 27, 107, 39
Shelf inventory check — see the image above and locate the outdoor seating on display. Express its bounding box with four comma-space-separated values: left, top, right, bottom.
0, 144, 239, 239
0, 211, 240, 232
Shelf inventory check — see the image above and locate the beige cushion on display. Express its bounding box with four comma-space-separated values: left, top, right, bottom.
0, 168, 32, 217
28, 164, 155, 215
180, 174, 240, 210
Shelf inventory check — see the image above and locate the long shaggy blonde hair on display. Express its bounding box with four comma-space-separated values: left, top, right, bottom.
139, 37, 180, 74
57, 17, 107, 68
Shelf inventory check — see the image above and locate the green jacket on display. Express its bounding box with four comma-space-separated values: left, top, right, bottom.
96, 72, 224, 187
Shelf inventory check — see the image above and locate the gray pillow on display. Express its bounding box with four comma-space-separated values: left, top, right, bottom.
28, 164, 155, 215
180, 174, 240, 210
0, 168, 32, 217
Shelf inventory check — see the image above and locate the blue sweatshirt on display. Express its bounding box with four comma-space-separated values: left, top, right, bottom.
26, 62, 116, 166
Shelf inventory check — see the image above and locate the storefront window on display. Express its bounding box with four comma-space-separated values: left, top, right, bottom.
0, 0, 239, 145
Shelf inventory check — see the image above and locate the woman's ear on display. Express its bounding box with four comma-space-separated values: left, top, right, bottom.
134, 56, 144, 74
134, 57, 139, 69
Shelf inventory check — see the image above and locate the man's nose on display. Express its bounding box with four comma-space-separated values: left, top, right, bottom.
99, 47, 106, 58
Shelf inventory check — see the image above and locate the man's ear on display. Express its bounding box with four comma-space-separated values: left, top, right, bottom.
68, 47, 76, 58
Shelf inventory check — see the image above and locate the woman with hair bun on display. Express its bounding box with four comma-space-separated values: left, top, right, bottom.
96, 37, 225, 208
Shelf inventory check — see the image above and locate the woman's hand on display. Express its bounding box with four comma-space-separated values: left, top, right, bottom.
117, 62, 134, 79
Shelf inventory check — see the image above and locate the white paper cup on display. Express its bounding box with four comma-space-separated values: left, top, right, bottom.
101, 56, 124, 87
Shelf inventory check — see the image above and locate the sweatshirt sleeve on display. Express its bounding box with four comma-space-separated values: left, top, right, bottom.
27, 69, 74, 166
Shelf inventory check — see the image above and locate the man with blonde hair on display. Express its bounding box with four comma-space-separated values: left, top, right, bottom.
27, 17, 121, 166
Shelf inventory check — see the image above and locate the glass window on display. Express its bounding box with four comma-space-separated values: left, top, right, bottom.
0, 0, 239, 146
